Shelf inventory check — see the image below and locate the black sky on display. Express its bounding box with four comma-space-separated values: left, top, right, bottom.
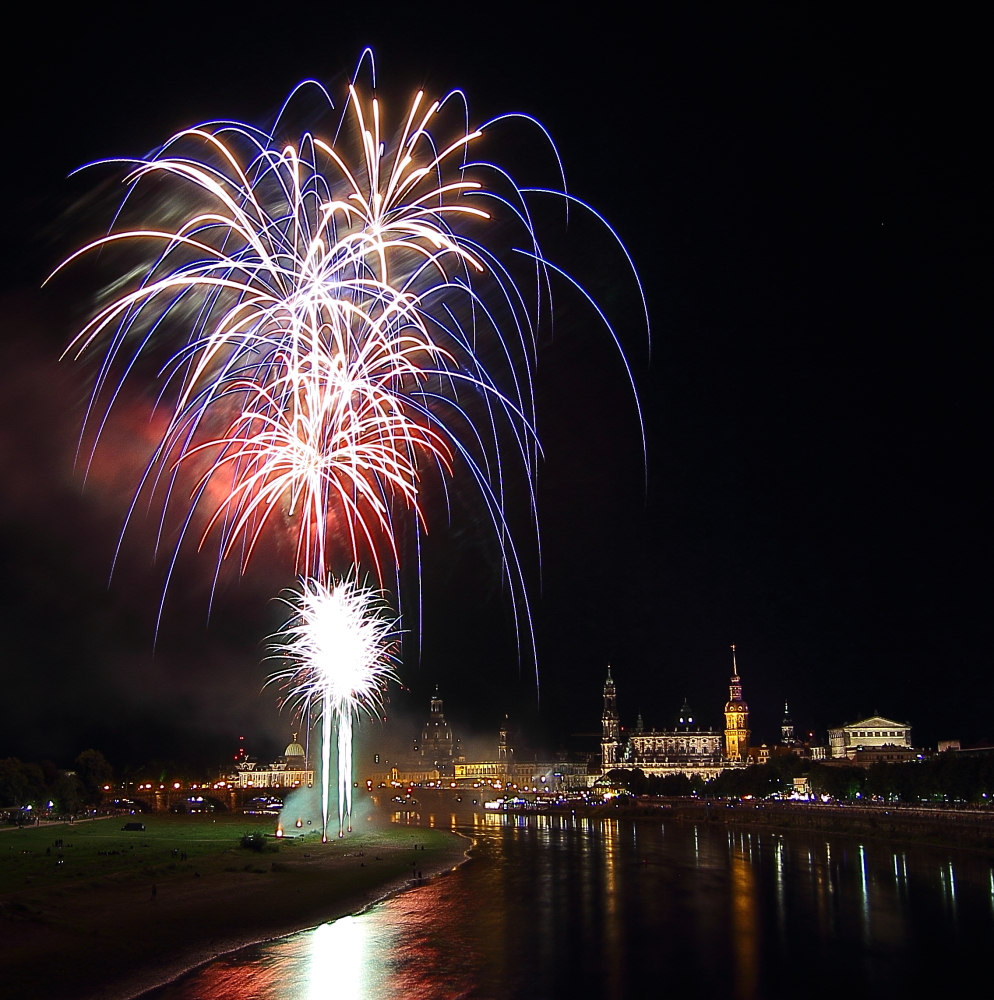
0, 9, 986, 769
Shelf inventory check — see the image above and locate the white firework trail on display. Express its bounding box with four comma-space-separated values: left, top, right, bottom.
57, 51, 647, 836
268, 576, 400, 838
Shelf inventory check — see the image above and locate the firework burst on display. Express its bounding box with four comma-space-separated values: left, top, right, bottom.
57, 78, 545, 604
58, 53, 646, 834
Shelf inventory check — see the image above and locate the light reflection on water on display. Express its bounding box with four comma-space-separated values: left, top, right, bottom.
147, 814, 994, 999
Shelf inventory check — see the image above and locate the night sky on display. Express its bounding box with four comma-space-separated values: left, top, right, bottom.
0, 11, 985, 771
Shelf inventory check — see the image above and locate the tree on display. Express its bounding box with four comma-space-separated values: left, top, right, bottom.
808, 763, 865, 800
705, 754, 807, 798
74, 749, 113, 803
0, 758, 45, 808
0, 758, 31, 808
54, 771, 84, 814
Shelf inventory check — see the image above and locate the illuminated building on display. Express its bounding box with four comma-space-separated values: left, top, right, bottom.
723, 645, 751, 761
827, 716, 912, 759
600, 651, 755, 778
622, 696, 727, 780
231, 735, 314, 790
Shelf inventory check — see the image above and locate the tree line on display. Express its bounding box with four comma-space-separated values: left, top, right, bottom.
608, 751, 994, 804
0, 749, 113, 818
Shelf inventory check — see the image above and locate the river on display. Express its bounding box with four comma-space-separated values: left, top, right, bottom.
146, 811, 994, 998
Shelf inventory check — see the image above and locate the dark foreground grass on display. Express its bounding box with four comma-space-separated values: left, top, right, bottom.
0, 813, 466, 1000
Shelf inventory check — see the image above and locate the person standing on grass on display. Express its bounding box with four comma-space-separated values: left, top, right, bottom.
151, 884, 157, 901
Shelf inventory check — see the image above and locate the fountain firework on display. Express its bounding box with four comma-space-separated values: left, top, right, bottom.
268, 577, 399, 839
58, 53, 645, 835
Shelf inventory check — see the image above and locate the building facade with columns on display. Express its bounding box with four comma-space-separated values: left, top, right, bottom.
231, 735, 314, 790
827, 716, 912, 759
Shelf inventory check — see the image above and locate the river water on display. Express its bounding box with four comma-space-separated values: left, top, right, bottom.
147, 811, 994, 998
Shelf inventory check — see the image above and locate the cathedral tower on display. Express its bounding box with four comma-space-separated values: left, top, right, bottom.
781, 703, 795, 745
498, 715, 511, 760
601, 666, 621, 769
723, 646, 751, 760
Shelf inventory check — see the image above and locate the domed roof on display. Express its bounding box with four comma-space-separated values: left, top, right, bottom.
284, 734, 306, 758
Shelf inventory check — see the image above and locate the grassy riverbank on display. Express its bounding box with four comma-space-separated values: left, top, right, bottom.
0, 814, 468, 1000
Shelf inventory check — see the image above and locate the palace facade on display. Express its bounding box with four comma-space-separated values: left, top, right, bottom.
605, 648, 752, 780
229, 735, 314, 790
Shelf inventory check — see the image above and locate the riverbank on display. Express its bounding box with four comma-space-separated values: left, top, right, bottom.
684, 800, 994, 852
0, 815, 469, 1000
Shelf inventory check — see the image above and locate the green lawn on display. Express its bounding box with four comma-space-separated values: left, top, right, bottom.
0, 814, 457, 897
1, 814, 292, 895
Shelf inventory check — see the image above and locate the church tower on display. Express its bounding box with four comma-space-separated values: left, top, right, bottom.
498, 715, 511, 760
781, 703, 795, 745
417, 685, 454, 771
723, 645, 751, 760
601, 666, 621, 769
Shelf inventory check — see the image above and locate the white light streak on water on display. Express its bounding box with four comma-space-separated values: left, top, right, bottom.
775, 837, 786, 934
308, 918, 365, 1000
859, 845, 869, 937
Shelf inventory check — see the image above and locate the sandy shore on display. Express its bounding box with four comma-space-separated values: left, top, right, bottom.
0, 823, 470, 1000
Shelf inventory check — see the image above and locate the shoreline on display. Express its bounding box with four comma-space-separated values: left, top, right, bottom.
472, 797, 994, 854
0, 821, 471, 1000
130, 827, 474, 1000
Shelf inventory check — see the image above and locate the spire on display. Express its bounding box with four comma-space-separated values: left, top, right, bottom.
430, 686, 444, 719
601, 664, 620, 769
728, 646, 743, 701
724, 644, 750, 760
781, 701, 795, 744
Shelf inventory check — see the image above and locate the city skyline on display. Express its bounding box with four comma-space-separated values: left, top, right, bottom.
0, 13, 985, 767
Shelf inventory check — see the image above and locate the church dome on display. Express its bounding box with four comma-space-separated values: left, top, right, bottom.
284, 735, 306, 758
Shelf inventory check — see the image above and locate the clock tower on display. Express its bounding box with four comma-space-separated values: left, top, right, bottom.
723, 645, 751, 761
